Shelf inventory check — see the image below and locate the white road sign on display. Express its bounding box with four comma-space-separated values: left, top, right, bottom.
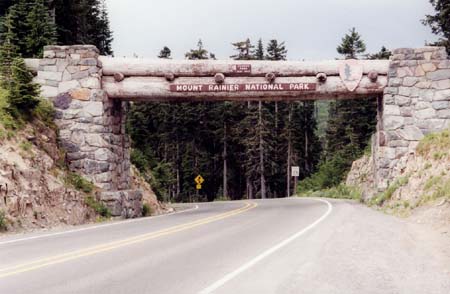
291, 166, 300, 177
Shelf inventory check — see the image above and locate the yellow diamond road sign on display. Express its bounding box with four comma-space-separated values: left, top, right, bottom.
195, 175, 204, 185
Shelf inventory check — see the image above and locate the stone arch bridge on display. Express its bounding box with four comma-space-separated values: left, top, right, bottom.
25, 45, 450, 216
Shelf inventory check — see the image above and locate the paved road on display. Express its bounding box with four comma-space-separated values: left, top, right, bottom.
0, 198, 449, 294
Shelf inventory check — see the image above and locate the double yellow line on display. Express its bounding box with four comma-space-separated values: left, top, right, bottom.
0, 201, 257, 279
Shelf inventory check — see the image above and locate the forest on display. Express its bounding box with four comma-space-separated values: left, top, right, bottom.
0, 0, 448, 203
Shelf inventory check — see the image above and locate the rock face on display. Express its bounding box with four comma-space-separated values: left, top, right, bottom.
0, 122, 97, 230
374, 47, 450, 191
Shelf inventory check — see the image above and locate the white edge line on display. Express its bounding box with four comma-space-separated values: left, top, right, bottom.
199, 198, 333, 294
0, 205, 199, 246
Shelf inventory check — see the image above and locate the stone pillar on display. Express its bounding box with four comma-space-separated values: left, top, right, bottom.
375, 47, 450, 190
35, 45, 140, 217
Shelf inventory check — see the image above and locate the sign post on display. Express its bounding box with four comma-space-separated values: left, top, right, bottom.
291, 166, 300, 196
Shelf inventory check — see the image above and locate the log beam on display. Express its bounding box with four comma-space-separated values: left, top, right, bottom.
103, 76, 387, 101
99, 57, 390, 77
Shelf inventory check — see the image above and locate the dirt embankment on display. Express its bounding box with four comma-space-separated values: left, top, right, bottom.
347, 129, 450, 229
0, 119, 164, 233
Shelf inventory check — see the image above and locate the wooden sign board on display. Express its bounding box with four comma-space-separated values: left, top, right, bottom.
170, 83, 317, 93
229, 64, 251, 74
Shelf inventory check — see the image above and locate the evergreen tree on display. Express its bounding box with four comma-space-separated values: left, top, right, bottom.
7, 57, 40, 114
423, 0, 450, 55
368, 46, 392, 60
254, 38, 264, 60
54, 0, 113, 55
230, 38, 254, 60
96, 0, 113, 56
266, 39, 287, 60
185, 39, 214, 60
25, 0, 57, 58
0, 0, 56, 58
336, 27, 366, 59
158, 46, 172, 59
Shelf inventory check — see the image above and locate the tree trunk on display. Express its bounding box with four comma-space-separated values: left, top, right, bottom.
223, 123, 228, 199
304, 102, 309, 174
259, 101, 266, 199
286, 104, 293, 197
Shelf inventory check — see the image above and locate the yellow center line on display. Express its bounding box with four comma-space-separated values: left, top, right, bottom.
0, 201, 258, 279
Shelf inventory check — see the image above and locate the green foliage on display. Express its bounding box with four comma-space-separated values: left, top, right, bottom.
65, 172, 94, 194
300, 184, 362, 201
0, 0, 56, 59
0, 210, 7, 231
369, 176, 409, 206
416, 129, 450, 156
336, 27, 366, 59
422, 0, 450, 55
266, 39, 287, 60
185, 39, 215, 60
230, 38, 254, 60
85, 196, 111, 218
158, 46, 172, 59
424, 175, 443, 190
254, 39, 264, 60
0, 86, 21, 129
142, 204, 152, 217
19, 140, 32, 152
54, 0, 114, 55
6, 58, 40, 115
32, 98, 56, 128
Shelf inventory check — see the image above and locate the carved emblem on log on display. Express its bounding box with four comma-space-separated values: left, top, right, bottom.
339, 59, 363, 92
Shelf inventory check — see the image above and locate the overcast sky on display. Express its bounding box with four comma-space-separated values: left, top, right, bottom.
106, 0, 438, 60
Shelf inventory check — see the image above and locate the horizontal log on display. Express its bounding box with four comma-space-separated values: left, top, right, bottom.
102, 76, 387, 101
100, 57, 390, 77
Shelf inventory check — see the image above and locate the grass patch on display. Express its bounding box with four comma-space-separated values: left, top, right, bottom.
369, 175, 409, 206
299, 184, 362, 201
65, 172, 94, 194
19, 140, 32, 152
0, 210, 7, 231
417, 129, 450, 156
424, 176, 443, 191
33, 98, 56, 129
85, 196, 111, 218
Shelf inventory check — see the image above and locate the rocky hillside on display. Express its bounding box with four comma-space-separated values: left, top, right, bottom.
0, 114, 163, 233
347, 129, 450, 227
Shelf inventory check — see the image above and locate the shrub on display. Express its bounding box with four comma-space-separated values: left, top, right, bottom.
0, 210, 7, 231
33, 98, 55, 128
65, 172, 94, 193
85, 196, 111, 218
417, 129, 450, 156
6, 58, 40, 115
142, 203, 152, 217
300, 184, 362, 201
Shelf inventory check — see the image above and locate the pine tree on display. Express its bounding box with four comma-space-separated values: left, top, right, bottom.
54, 0, 113, 55
185, 39, 214, 60
230, 38, 254, 60
422, 0, 450, 55
25, 0, 57, 58
254, 38, 264, 60
266, 39, 287, 60
7, 58, 40, 114
158, 46, 172, 59
96, 0, 113, 56
336, 27, 366, 59
368, 46, 391, 60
